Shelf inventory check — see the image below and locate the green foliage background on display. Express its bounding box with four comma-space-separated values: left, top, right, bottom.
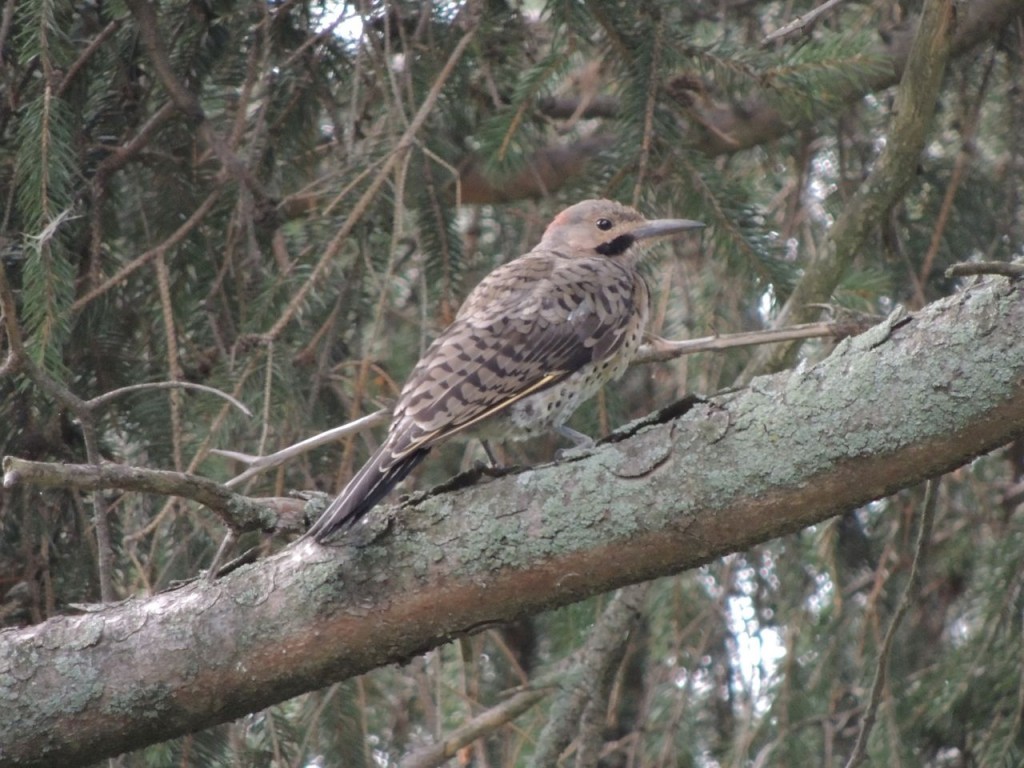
1, 0, 1022, 765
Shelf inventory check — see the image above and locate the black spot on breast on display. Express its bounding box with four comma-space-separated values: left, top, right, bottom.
595, 234, 635, 256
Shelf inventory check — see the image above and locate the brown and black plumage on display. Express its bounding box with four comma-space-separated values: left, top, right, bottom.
306, 199, 704, 542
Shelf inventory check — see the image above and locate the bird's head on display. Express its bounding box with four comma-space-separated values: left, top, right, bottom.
538, 199, 704, 263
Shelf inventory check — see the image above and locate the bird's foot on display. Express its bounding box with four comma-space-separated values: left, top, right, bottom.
554, 424, 597, 460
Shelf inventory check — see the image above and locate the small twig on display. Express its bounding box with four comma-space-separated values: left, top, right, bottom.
762, 0, 850, 45
0, 260, 26, 375
70, 188, 223, 312
212, 409, 389, 488
915, 52, 996, 304
206, 531, 238, 582
1003, 480, 1024, 513
844, 478, 938, 768
57, 19, 122, 97
945, 261, 1024, 279
634, 318, 873, 365
92, 101, 178, 180
400, 688, 553, 768
86, 381, 252, 416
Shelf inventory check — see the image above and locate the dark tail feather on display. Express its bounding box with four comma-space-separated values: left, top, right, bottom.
307, 445, 429, 542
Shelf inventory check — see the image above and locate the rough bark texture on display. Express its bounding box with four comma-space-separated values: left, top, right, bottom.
1, 277, 1023, 767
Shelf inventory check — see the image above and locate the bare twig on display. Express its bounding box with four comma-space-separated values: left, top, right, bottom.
632, 21, 661, 207
762, 0, 850, 45
844, 478, 938, 768
211, 409, 389, 489
86, 381, 252, 416
71, 189, 223, 312
1, 457, 302, 534
0, 260, 25, 376
633, 318, 874, 365
57, 19, 122, 97
401, 688, 553, 768
914, 52, 996, 305
945, 261, 1024, 279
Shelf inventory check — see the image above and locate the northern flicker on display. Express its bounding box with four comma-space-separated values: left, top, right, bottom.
306, 199, 704, 542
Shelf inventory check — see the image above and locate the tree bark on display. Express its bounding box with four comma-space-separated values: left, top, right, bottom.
1, 276, 1023, 767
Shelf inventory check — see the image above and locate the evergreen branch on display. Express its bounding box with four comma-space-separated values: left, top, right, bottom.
476, 49, 578, 179
739, 0, 957, 380
844, 478, 938, 768
124, 0, 270, 201
263, 23, 478, 342
632, 21, 661, 207
583, 0, 632, 65
457, 1, 1021, 203
0, 231, 116, 600
496, 56, 559, 163
70, 188, 224, 312
530, 585, 649, 767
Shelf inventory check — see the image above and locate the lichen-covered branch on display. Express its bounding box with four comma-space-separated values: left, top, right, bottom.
1, 458, 306, 535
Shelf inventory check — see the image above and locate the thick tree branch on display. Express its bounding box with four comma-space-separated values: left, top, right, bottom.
1, 278, 1022, 766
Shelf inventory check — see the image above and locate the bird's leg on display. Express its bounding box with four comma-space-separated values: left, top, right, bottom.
554, 424, 596, 459
556, 424, 595, 448
480, 439, 501, 468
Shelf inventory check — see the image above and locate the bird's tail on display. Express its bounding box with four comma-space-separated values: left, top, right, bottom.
306, 444, 429, 542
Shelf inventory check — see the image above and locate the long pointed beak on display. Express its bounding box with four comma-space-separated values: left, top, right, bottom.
632, 218, 705, 241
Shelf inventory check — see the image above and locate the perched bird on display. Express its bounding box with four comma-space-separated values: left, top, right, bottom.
307, 199, 704, 542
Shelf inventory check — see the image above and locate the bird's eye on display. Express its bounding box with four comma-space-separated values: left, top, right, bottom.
596, 218, 613, 231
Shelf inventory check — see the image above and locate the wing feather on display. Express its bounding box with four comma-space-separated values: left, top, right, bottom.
385, 253, 639, 459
